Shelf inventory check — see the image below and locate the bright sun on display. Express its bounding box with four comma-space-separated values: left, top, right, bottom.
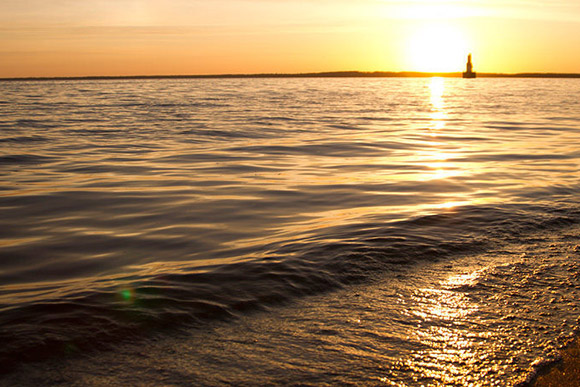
407, 23, 469, 72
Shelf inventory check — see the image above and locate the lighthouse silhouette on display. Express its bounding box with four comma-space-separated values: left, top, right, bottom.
462, 54, 476, 78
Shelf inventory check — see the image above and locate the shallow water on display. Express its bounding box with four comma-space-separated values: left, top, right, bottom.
1, 78, 580, 385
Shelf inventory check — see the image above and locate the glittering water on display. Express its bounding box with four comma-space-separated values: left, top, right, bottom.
1, 78, 580, 385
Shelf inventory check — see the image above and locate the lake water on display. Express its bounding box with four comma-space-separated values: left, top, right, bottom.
1, 77, 580, 385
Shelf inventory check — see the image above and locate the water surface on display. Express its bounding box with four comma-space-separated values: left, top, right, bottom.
1, 78, 580, 385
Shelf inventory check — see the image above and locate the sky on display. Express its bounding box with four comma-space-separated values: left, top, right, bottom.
1, 0, 579, 77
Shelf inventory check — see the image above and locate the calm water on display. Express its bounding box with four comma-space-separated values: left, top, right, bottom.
1, 78, 580, 385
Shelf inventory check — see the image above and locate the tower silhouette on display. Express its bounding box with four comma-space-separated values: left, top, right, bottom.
463, 54, 476, 78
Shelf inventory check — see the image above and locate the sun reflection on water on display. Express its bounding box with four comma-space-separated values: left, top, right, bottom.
419, 79, 465, 187
429, 78, 445, 111
399, 269, 489, 385
429, 77, 446, 133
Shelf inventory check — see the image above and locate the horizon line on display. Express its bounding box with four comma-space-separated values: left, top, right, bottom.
2, 70, 580, 81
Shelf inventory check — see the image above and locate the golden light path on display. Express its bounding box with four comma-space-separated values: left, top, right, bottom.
422, 78, 464, 188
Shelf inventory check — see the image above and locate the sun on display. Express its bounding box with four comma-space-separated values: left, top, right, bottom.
406, 23, 469, 73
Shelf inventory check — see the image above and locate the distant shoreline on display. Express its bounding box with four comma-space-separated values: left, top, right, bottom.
1, 71, 580, 82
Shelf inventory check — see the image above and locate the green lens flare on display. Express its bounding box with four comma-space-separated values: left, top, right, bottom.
121, 288, 133, 302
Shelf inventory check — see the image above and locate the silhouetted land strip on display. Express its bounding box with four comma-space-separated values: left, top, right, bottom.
2, 71, 580, 81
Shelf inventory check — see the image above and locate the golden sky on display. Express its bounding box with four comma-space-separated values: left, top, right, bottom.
1, 0, 579, 77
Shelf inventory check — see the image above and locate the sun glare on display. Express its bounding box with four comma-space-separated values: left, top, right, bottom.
406, 23, 468, 73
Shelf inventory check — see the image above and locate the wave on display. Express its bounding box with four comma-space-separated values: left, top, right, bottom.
1, 202, 578, 374
0, 154, 57, 165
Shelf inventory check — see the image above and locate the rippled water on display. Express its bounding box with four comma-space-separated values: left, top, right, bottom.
1, 78, 580, 385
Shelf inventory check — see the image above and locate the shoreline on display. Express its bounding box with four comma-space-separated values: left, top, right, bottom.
3, 246, 577, 386
2, 71, 580, 82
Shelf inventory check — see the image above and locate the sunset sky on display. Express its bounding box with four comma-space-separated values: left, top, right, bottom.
1, 0, 579, 77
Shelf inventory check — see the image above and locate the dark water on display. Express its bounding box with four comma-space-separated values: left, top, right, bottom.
1, 78, 580, 385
